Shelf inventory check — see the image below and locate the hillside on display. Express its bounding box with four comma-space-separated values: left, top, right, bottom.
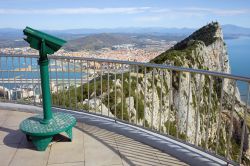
151, 22, 227, 70
150, 21, 248, 163
63, 33, 185, 51
53, 22, 249, 164
63, 33, 136, 51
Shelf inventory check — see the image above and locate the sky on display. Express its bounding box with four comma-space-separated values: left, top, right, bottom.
0, 0, 250, 30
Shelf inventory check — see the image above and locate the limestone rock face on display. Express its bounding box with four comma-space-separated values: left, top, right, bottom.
150, 22, 248, 163
83, 98, 114, 117
82, 22, 248, 164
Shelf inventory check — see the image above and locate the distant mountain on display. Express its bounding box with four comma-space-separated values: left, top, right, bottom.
222, 24, 250, 35
221, 24, 250, 39
0, 28, 27, 48
0, 28, 23, 39
0, 24, 250, 48
64, 33, 135, 51
0, 24, 249, 37
63, 33, 186, 51
56, 27, 195, 35
44, 25, 250, 51
35, 25, 250, 36
0, 28, 86, 48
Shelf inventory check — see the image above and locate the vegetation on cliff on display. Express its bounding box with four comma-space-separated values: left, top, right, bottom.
52, 22, 250, 164
150, 22, 221, 70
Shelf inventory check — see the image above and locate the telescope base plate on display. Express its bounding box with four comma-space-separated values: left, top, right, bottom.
20, 112, 76, 151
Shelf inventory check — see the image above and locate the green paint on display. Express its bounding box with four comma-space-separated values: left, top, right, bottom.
39, 58, 53, 123
20, 113, 76, 151
20, 27, 76, 151
23, 26, 66, 123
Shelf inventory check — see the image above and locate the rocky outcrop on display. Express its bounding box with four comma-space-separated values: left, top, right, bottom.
55, 22, 249, 165
150, 22, 248, 163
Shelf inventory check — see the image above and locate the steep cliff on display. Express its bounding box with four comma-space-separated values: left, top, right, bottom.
149, 22, 248, 163
53, 22, 249, 164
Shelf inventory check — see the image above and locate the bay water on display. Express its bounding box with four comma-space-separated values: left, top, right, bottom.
1, 37, 249, 99
225, 37, 250, 100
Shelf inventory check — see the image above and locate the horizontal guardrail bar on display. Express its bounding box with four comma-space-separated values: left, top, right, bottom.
1, 54, 250, 83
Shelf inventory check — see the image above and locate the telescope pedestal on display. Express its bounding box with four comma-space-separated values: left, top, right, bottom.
20, 26, 74, 151
20, 112, 76, 151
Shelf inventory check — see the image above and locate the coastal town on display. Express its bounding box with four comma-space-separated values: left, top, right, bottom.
0, 40, 176, 62
0, 40, 176, 102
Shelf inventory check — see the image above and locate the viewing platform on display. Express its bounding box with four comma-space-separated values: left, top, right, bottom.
0, 107, 188, 166
0, 103, 236, 166
1, 54, 249, 165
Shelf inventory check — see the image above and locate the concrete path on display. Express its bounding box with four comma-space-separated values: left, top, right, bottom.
0, 109, 187, 166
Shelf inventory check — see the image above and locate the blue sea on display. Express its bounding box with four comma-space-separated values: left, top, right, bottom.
225, 37, 250, 100
0, 37, 249, 99
226, 37, 250, 78
0, 57, 84, 90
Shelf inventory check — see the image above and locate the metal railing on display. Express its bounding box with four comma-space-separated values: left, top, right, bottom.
0, 54, 250, 165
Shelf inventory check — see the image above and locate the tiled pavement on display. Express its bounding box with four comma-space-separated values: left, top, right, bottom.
0, 109, 188, 166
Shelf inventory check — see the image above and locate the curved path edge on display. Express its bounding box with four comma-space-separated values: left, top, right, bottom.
0, 102, 238, 166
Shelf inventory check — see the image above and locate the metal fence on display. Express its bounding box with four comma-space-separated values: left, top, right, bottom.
0, 54, 250, 165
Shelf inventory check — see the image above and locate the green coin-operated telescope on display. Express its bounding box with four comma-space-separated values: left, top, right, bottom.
24, 26, 66, 124
23, 27, 66, 59
20, 27, 76, 151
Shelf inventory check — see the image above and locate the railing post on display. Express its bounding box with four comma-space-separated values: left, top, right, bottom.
129, 65, 131, 123
61, 60, 65, 108
121, 64, 124, 120
185, 72, 191, 141
49, 58, 52, 106
67, 60, 71, 109
136, 65, 139, 124
36, 58, 42, 105
107, 62, 110, 117
94, 61, 97, 113
74, 60, 77, 110
238, 83, 250, 164
80, 60, 83, 111
11, 56, 15, 102
100, 63, 103, 115
205, 76, 213, 149
151, 68, 155, 129
13, 56, 17, 101
143, 66, 147, 127
159, 69, 163, 132
227, 80, 236, 158
87, 61, 90, 111
216, 78, 224, 153
7, 57, 10, 101
4, 57, 10, 100
0, 56, 3, 100
195, 74, 202, 145
177, 72, 182, 138
167, 70, 172, 134
114, 63, 117, 118
55, 59, 59, 106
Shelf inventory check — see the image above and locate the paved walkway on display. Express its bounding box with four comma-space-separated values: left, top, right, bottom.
0, 109, 188, 166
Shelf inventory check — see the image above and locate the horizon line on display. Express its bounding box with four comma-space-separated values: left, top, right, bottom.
0, 24, 250, 31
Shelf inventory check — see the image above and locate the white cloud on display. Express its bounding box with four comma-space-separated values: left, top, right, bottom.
152, 7, 250, 16
0, 7, 151, 14
0, 6, 248, 17
132, 7, 250, 24
181, 7, 249, 16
